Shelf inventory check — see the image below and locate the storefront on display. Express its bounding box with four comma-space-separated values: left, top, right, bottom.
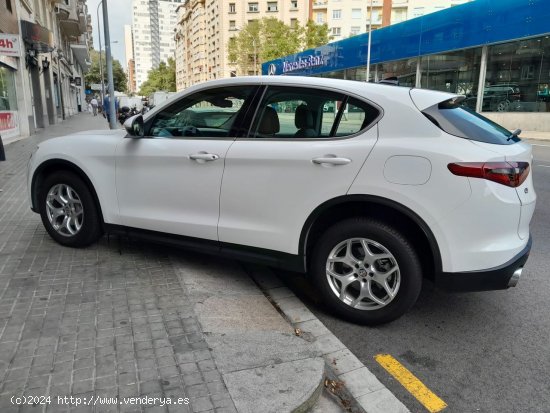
262, 0, 550, 130
0, 33, 21, 140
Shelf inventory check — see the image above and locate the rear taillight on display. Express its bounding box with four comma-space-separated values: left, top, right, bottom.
448, 162, 530, 187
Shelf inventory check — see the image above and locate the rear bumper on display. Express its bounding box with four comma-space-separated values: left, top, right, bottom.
434, 235, 532, 292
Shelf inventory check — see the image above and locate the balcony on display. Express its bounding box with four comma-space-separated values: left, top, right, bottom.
58, 2, 87, 37
312, 1, 327, 9
70, 35, 91, 72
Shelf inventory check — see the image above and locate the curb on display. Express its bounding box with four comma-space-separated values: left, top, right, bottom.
171, 256, 326, 413
244, 264, 410, 413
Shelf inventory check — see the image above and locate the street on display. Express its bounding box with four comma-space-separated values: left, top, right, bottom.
278, 139, 550, 413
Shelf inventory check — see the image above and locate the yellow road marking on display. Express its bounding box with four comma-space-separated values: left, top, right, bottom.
375, 354, 447, 413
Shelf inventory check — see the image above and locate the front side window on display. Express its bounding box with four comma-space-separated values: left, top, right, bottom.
248, 86, 379, 139
147, 86, 257, 138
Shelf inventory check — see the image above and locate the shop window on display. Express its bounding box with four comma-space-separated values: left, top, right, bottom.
379, 58, 418, 87
484, 37, 550, 113
421, 49, 480, 102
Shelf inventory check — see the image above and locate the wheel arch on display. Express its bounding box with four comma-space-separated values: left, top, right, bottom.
31, 159, 105, 225
299, 195, 442, 279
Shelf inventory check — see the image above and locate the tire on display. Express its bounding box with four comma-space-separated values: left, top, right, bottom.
496, 99, 510, 112
38, 171, 103, 247
310, 218, 422, 325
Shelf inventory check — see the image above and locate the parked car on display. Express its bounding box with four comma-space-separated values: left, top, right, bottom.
463, 84, 522, 112
27, 76, 535, 325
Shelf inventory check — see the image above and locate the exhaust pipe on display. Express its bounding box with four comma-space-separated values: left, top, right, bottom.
508, 268, 522, 287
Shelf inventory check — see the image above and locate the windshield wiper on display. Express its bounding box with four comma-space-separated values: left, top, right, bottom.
507, 128, 521, 141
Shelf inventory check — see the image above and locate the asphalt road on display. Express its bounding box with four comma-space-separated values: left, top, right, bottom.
277, 139, 550, 413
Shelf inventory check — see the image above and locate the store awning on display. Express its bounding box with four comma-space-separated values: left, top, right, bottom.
21, 20, 54, 53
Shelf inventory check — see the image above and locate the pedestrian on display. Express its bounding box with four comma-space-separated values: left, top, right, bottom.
0, 133, 5, 162
102, 94, 119, 125
90, 96, 98, 116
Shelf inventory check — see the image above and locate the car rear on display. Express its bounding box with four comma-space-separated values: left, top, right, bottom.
411, 89, 535, 291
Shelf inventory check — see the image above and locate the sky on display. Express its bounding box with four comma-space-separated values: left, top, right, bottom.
87, 0, 132, 70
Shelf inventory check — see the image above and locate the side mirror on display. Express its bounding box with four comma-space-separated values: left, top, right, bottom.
124, 114, 144, 137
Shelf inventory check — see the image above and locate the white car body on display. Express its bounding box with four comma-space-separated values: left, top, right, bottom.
28, 76, 535, 312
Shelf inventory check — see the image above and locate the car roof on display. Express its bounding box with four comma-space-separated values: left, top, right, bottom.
145, 76, 457, 119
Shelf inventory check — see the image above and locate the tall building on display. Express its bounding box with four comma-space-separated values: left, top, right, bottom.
175, 0, 310, 91
132, 0, 182, 91
124, 24, 136, 93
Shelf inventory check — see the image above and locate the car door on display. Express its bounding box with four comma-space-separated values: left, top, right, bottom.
116, 85, 258, 241
218, 85, 381, 255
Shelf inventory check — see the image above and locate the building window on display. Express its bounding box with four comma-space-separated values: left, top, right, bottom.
229, 3, 236, 13
332, 9, 341, 19
291, 0, 298, 8
267, 2, 278, 12
351, 8, 361, 19
316, 12, 324, 23
350, 26, 360, 36
290, 18, 297, 28
229, 20, 236, 30
248, 2, 258, 12
331, 27, 341, 36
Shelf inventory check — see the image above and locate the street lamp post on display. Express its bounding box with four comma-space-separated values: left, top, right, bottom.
96, 1, 105, 103
366, 0, 373, 82
102, 0, 117, 129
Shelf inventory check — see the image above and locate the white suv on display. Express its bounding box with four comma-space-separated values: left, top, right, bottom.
27, 77, 535, 324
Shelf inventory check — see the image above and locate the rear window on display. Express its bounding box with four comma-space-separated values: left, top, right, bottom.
423, 100, 520, 145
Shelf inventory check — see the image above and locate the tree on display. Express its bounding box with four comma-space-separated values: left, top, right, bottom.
228, 18, 332, 76
138, 58, 176, 96
228, 18, 303, 76
85, 49, 127, 93
304, 20, 331, 50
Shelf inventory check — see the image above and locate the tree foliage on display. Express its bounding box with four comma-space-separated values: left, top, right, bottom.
304, 20, 331, 50
228, 18, 331, 76
85, 49, 127, 93
138, 58, 176, 96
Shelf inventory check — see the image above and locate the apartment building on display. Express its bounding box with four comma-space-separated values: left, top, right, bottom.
314, 0, 471, 41
132, 0, 182, 91
124, 24, 136, 93
0, 0, 91, 143
175, 0, 310, 90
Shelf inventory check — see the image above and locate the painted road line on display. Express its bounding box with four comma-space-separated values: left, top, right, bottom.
537, 165, 550, 168
375, 354, 447, 413
530, 143, 550, 147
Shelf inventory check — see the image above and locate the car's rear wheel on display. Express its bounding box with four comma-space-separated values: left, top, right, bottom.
311, 218, 422, 325
39, 171, 103, 247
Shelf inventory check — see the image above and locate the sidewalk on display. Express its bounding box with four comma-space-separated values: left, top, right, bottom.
0, 114, 328, 413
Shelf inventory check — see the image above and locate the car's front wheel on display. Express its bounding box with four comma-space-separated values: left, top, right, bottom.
311, 218, 422, 325
39, 171, 103, 247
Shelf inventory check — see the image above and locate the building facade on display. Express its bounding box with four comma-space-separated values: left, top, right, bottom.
263, 0, 550, 132
311, 0, 471, 41
175, 0, 310, 91
132, 0, 181, 91
0, 0, 91, 144
124, 24, 136, 93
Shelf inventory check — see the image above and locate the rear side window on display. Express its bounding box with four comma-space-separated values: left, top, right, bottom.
423, 100, 520, 145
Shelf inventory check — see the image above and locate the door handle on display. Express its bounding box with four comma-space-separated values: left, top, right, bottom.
189, 153, 220, 162
312, 156, 352, 166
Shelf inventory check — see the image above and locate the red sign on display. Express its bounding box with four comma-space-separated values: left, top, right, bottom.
0, 112, 17, 131
0, 34, 21, 57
